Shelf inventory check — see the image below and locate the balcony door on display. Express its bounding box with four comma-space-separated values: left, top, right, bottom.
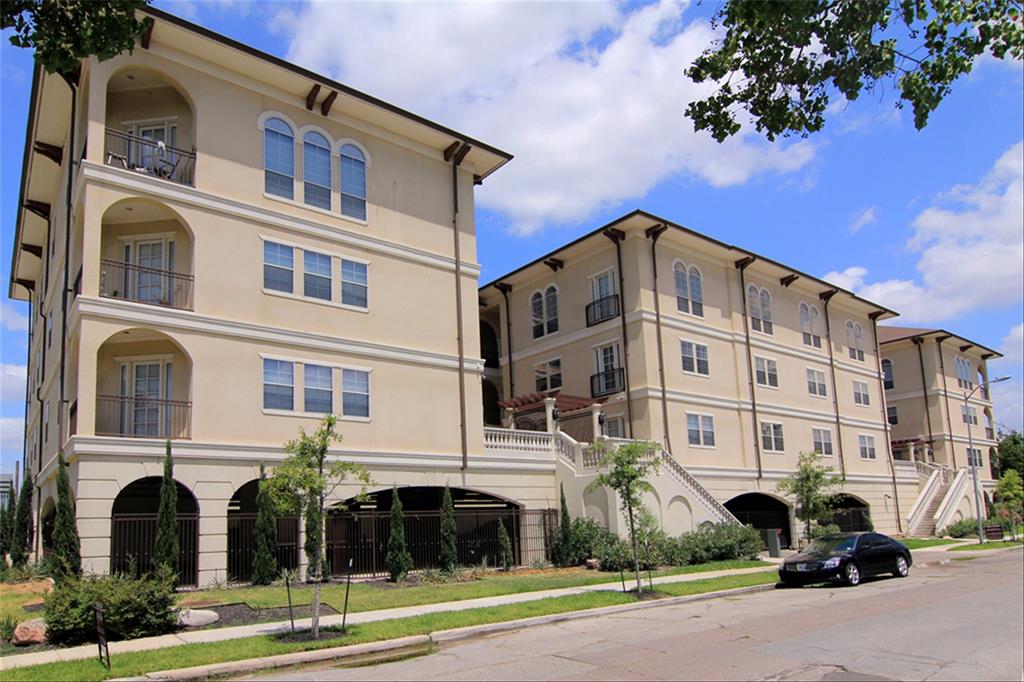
129, 121, 178, 172
591, 271, 614, 302
119, 360, 173, 437
593, 342, 622, 395
123, 239, 175, 305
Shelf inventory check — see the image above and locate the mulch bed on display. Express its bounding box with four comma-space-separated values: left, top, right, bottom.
272, 626, 351, 644
199, 602, 340, 630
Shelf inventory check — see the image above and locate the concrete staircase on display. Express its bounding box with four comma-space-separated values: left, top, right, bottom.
909, 480, 951, 537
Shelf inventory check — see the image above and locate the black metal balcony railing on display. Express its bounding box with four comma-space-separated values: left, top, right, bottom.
96, 395, 192, 439
586, 294, 621, 327
591, 368, 625, 398
100, 259, 194, 310
104, 128, 195, 186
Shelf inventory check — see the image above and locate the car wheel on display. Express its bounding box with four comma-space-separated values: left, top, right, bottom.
844, 562, 861, 586
894, 555, 910, 578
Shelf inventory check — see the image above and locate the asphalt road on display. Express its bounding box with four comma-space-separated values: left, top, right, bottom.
253, 549, 1024, 681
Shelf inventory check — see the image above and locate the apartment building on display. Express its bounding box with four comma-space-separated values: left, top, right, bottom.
7, 8, 578, 586
480, 211, 921, 543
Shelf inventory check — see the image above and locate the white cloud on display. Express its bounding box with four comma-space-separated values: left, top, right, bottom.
822, 141, 1024, 323
1, 365, 26, 404
274, 0, 814, 234
848, 206, 877, 233
0, 417, 23, 461
990, 323, 1024, 432
1, 301, 28, 333
822, 266, 868, 292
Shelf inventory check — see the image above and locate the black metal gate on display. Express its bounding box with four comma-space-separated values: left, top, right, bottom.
110, 513, 199, 586
226, 515, 300, 582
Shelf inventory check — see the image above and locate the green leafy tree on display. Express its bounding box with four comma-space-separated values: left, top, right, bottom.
385, 486, 413, 582
10, 474, 33, 567
686, 0, 1024, 142
996, 430, 1024, 478
777, 452, 842, 542
266, 415, 371, 639
1, 0, 153, 77
250, 464, 278, 586
51, 452, 81, 580
153, 441, 179, 577
497, 519, 514, 572
554, 483, 572, 566
586, 440, 660, 593
994, 469, 1023, 540
439, 484, 458, 572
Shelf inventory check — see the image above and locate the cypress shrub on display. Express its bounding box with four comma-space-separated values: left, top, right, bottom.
554, 483, 572, 565
0, 489, 12, 558
439, 484, 457, 572
497, 519, 514, 571
384, 486, 413, 582
250, 465, 278, 586
153, 441, 179, 576
51, 451, 81, 580
10, 475, 33, 567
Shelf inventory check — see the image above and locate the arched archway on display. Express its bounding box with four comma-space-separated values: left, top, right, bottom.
480, 321, 499, 369
482, 379, 502, 426
40, 497, 56, 553
725, 493, 793, 548
830, 494, 872, 532
110, 477, 199, 585
225, 480, 300, 583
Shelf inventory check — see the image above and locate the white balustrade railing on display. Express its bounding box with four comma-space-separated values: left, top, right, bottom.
483, 427, 554, 458
906, 468, 943, 535
932, 468, 970, 535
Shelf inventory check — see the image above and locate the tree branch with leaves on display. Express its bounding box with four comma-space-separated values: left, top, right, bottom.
776, 451, 842, 542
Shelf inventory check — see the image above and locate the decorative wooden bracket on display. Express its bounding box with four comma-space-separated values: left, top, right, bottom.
305, 84, 321, 111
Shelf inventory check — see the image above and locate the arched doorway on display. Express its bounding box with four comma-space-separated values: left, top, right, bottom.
480, 321, 499, 369
226, 480, 300, 582
110, 477, 199, 586
725, 493, 792, 548
40, 497, 56, 554
830, 494, 872, 532
325, 487, 537, 576
482, 379, 502, 426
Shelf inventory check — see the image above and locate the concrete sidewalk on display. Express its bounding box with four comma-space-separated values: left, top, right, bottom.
0, 564, 775, 671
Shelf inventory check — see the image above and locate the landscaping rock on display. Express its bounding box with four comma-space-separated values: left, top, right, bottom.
178, 608, 219, 627
12, 618, 46, 646
585, 559, 600, 570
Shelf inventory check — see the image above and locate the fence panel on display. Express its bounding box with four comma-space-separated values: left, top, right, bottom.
110, 514, 198, 586
226, 514, 300, 582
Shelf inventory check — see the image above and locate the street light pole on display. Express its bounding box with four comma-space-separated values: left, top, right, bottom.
964, 376, 1010, 544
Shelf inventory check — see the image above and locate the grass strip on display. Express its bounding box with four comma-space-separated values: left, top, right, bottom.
899, 538, 961, 550
948, 539, 1024, 552
5, 571, 776, 682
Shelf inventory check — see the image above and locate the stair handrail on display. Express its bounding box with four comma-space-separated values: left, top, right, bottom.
554, 430, 582, 469
932, 468, 970, 535
906, 468, 943, 535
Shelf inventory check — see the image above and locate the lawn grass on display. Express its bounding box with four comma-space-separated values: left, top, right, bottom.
4, 571, 776, 682
899, 538, 962, 550
948, 539, 1024, 552
178, 559, 768, 615
0, 581, 49, 622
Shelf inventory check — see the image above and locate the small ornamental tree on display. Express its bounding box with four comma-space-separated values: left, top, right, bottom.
586, 440, 659, 593
497, 519, 514, 572
385, 486, 413, 582
997, 430, 1024, 478
51, 451, 82, 580
10, 474, 34, 567
994, 469, 1023, 541
439, 484, 458, 572
554, 483, 572, 566
266, 415, 371, 639
250, 464, 278, 586
777, 452, 842, 542
153, 441, 179, 577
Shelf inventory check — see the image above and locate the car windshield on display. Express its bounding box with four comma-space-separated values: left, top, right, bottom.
806, 535, 857, 554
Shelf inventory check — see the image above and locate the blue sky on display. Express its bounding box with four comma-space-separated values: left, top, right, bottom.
1, 0, 1022, 473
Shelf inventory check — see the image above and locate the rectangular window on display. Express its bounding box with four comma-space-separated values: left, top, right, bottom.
887, 405, 899, 426
341, 259, 368, 308
853, 380, 870, 406
807, 368, 827, 397
961, 405, 979, 425
859, 434, 877, 459
304, 364, 333, 414
761, 422, 784, 452
681, 340, 709, 376
534, 359, 562, 392
687, 413, 716, 447
263, 359, 294, 410
754, 357, 778, 388
605, 417, 624, 439
812, 428, 833, 456
263, 241, 294, 293
342, 369, 370, 418
967, 448, 982, 467
303, 250, 332, 301
43, 402, 49, 443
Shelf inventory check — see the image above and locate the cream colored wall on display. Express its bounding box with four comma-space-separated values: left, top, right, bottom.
105, 84, 194, 151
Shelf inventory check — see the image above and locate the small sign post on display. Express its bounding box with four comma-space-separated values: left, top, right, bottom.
284, 570, 296, 635
94, 602, 110, 670
341, 558, 354, 633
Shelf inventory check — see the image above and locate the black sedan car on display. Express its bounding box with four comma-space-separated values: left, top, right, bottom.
778, 532, 912, 587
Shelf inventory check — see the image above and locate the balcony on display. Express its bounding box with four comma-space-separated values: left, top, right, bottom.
586, 294, 621, 327
104, 129, 195, 186
591, 368, 625, 398
95, 395, 192, 439
100, 259, 194, 310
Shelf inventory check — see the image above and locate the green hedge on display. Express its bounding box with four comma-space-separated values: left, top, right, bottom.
940, 517, 1000, 538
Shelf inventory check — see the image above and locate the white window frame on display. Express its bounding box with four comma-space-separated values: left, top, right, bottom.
262, 357, 295, 412
760, 421, 785, 453
341, 366, 372, 421
961, 404, 979, 425
534, 357, 563, 392
303, 363, 334, 414
604, 415, 625, 439
340, 257, 370, 311
806, 367, 828, 398
754, 355, 779, 389
686, 412, 716, 448
588, 267, 616, 301
881, 358, 894, 390
966, 447, 983, 467
747, 284, 773, 335
680, 339, 710, 377
853, 380, 871, 406
846, 320, 865, 361
858, 434, 877, 460
887, 405, 899, 425
812, 427, 834, 456
799, 302, 823, 349
673, 260, 704, 318
260, 236, 371, 314
530, 284, 559, 339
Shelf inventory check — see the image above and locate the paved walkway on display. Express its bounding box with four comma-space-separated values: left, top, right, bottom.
0, 564, 776, 671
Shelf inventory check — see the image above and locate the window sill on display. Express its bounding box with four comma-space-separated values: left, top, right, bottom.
681, 370, 711, 379
687, 443, 716, 450
751, 328, 774, 338
756, 383, 780, 391
763, 449, 785, 455
808, 392, 829, 400
263, 191, 369, 228
263, 409, 371, 423
262, 287, 370, 314
674, 310, 705, 321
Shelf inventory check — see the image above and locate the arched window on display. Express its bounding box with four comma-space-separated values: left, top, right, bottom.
846, 321, 865, 361
674, 262, 704, 317
748, 285, 772, 334
303, 131, 331, 210
881, 358, 894, 390
340, 144, 367, 220
955, 356, 974, 389
531, 286, 559, 339
264, 118, 294, 199
800, 303, 822, 348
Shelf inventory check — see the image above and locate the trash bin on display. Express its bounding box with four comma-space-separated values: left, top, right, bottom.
766, 529, 782, 558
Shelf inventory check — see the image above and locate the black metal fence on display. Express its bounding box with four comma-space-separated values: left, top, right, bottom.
591, 368, 625, 398
104, 128, 195, 185
226, 514, 300, 582
110, 513, 199, 586
325, 508, 556, 578
100, 258, 195, 310
586, 294, 620, 327
96, 394, 192, 439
